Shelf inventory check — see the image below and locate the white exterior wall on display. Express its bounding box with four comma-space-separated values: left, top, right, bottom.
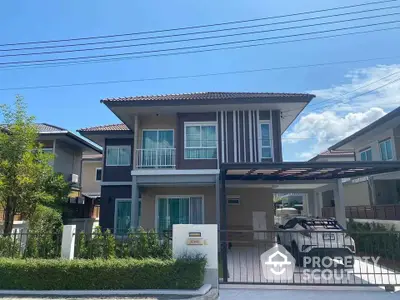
354, 128, 397, 161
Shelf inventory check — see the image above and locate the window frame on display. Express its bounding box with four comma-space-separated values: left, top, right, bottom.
105, 145, 132, 166
114, 198, 132, 235
258, 120, 274, 161
359, 147, 372, 161
141, 129, 175, 149
379, 138, 393, 161
184, 122, 218, 160
155, 195, 205, 231
95, 167, 102, 182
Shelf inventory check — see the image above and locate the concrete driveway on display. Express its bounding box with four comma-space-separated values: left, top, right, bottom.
220, 288, 399, 300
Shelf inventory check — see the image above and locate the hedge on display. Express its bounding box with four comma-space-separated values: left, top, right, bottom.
0, 257, 206, 290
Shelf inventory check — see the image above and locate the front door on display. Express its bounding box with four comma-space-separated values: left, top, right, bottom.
252, 211, 267, 240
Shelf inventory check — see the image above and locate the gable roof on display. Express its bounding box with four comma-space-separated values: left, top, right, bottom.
329, 106, 400, 150
36, 123, 68, 134
78, 123, 130, 133
309, 150, 355, 162
101, 91, 315, 104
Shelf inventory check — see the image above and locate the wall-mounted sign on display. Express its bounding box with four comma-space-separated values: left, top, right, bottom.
189, 232, 202, 238
187, 238, 204, 245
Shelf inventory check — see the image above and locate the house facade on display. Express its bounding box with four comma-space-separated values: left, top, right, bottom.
79, 92, 315, 234
321, 107, 400, 225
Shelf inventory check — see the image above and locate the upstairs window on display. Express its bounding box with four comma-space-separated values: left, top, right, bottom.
184, 122, 217, 159
379, 139, 393, 161
106, 145, 131, 166
95, 168, 102, 181
259, 121, 272, 161
360, 148, 372, 161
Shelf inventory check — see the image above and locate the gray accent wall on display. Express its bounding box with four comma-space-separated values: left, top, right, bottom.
103, 138, 134, 181
100, 185, 132, 230
217, 109, 282, 163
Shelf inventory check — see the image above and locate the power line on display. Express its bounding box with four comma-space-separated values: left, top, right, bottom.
1, 20, 398, 67
3, 5, 399, 53
282, 74, 400, 118
3, 25, 399, 71
0, 0, 395, 47
282, 69, 400, 115
1, 55, 399, 91
2, 12, 398, 58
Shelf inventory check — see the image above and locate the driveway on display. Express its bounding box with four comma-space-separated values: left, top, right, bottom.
226, 247, 400, 285
220, 288, 399, 300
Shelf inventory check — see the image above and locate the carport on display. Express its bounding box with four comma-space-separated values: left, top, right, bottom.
219, 161, 400, 285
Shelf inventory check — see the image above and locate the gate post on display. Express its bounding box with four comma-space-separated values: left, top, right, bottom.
219, 170, 228, 283
61, 225, 76, 260
173, 224, 218, 287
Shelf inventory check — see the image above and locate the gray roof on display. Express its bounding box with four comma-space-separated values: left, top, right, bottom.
329, 106, 400, 150
36, 123, 68, 134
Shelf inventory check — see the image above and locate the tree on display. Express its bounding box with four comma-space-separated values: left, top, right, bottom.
0, 96, 70, 236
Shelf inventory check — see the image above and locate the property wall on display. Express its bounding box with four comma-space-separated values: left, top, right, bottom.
99, 185, 132, 229
81, 160, 102, 194
103, 138, 134, 182
343, 180, 371, 206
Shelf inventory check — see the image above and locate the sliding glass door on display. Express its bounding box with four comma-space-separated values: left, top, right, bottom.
157, 196, 203, 233
142, 130, 174, 168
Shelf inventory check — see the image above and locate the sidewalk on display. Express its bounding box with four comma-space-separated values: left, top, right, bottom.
220, 288, 398, 300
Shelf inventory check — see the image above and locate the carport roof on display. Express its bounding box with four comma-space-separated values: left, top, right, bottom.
221, 161, 400, 181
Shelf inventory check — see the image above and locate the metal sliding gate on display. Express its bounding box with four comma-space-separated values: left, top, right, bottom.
219, 229, 400, 288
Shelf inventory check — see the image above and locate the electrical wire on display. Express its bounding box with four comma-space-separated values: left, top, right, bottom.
2, 4, 399, 53
0, 0, 395, 47
0, 55, 399, 91
1, 20, 398, 67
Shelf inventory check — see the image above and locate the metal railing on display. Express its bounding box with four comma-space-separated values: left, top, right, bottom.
322, 205, 400, 220
0, 230, 62, 258
136, 148, 175, 168
219, 229, 400, 286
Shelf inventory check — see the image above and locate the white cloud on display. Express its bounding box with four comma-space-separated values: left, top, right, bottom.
284, 108, 386, 160
283, 64, 400, 160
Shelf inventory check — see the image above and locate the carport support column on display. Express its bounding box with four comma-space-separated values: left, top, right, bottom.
219, 170, 228, 283
131, 176, 139, 229
334, 179, 346, 229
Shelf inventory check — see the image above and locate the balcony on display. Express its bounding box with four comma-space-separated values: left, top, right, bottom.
136, 148, 176, 169
322, 204, 400, 221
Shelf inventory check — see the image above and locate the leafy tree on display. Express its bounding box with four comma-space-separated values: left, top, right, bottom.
0, 96, 70, 236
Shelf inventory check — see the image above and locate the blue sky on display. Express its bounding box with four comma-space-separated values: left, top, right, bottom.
0, 0, 399, 160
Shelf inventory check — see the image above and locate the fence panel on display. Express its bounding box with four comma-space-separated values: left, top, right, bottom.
219, 229, 400, 287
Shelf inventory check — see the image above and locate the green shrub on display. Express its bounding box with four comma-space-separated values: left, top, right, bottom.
25, 206, 63, 258
76, 227, 172, 260
0, 257, 206, 290
0, 236, 20, 258
347, 219, 400, 260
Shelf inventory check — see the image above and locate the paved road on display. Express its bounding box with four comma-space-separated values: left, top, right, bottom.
220, 288, 399, 299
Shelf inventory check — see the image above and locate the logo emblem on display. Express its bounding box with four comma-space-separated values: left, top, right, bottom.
260, 244, 296, 281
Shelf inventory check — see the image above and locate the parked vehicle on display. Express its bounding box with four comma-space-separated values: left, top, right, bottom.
276, 217, 356, 266
274, 207, 299, 226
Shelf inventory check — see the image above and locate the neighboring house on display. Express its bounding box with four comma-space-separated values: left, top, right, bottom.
0, 123, 102, 226
309, 150, 355, 162
78, 91, 315, 234
321, 107, 400, 227
80, 153, 102, 218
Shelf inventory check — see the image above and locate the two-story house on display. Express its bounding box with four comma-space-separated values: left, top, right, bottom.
78, 92, 315, 234
323, 106, 400, 225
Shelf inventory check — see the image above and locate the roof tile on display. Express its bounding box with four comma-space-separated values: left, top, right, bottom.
101, 91, 315, 103
78, 123, 130, 132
